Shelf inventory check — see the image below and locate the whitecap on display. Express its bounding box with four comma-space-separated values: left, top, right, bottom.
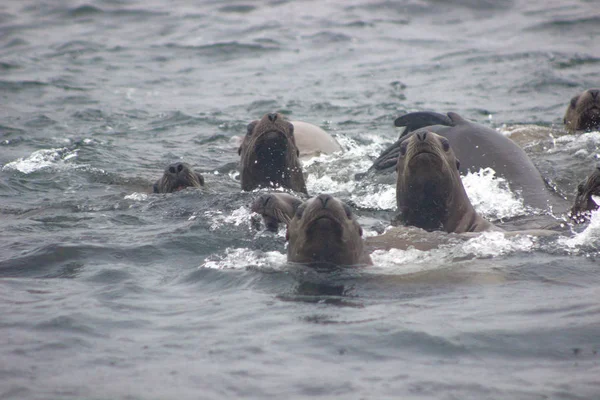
2, 147, 79, 174
201, 247, 286, 270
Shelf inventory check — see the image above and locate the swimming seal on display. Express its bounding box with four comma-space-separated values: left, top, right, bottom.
291, 121, 342, 157
396, 130, 497, 233
287, 194, 372, 266
153, 162, 204, 193
564, 89, 600, 132
368, 111, 554, 210
238, 113, 307, 193
570, 164, 600, 222
251, 192, 303, 231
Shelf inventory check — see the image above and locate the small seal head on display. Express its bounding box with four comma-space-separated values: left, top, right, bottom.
238, 113, 307, 193
153, 162, 204, 193
286, 194, 370, 266
564, 89, 600, 132
570, 165, 600, 222
251, 192, 303, 231
396, 129, 493, 233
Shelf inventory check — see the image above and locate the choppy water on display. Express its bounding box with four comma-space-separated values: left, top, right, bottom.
1, 0, 600, 399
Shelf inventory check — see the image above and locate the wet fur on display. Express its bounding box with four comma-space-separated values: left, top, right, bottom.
564, 89, 600, 132
153, 162, 204, 193
238, 113, 307, 193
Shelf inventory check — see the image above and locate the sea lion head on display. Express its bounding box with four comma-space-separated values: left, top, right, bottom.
396, 129, 469, 232
570, 165, 600, 222
251, 192, 303, 231
153, 162, 204, 193
238, 113, 307, 193
287, 194, 366, 267
564, 89, 600, 132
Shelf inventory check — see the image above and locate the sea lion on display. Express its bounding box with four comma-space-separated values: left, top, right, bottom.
564, 89, 600, 132
251, 192, 303, 231
396, 130, 497, 233
153, 162, 204, 193
238, 113, 307, 193
570, 165, 600, 222
368, 111, 555, 210
287, 194, 372, 266
290, 120, 342, 157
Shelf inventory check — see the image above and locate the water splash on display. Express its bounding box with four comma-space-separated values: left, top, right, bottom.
2, 147, 79, 174
462, 167, 527, 219
201, 247, 286, 270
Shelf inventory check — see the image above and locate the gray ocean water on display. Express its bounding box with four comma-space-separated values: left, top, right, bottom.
1, 0, 600, 399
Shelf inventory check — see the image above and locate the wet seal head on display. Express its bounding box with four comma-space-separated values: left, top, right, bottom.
153, 162, 204, 193
570, 165, 600, 223
251, 192, 303, 231
564, 89, 600, 132
287, 194, 371, 267
238, 113, 307, 193
395, 129, 495, 233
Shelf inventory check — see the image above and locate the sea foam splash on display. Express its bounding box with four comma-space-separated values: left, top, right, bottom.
462, 167, 527, 219
204, 206, 255, 231
201, 247, 286, 270
560, 208, 600, 250
2, 148, 79, 174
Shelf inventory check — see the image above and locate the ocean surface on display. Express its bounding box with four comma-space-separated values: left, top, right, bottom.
1, 0, 600, 399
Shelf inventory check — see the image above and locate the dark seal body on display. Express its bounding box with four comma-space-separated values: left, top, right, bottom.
370, 112, 555, 210
238, 113, 307, 193
570, 165, 600, 223
396, 130, 497, 233
153, 162, 204, 193
287, 194, 372, 267
564, 89, 600, 132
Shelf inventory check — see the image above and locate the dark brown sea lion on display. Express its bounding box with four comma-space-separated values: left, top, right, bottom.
287, 194, 372, 266
570, 165, 600, 223
396, 130, 497, 233
238, 113, 307, 193
564, 89, 600, 132
251, 192, 303, 231
367, 111, 556, 210
153, 162, 204, 193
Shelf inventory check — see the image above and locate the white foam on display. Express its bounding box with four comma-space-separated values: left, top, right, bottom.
124, 192, 148, 201
204, 206, 254, 231
547, 131, 600, 155
2, 147, 79, 174
462, 168, 527, 219
560, 209, 600, 249
370, 230, 535, 274
201, 247, 286, 270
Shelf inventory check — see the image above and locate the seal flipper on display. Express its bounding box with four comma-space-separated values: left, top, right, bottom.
446, 112, 469, 125
394, 111, 454, 138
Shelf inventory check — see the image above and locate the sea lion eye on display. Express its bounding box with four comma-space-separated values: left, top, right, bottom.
441, 138, 450, 152
246, 121, 257, 136
570, 96, 579, 108
578, 183, 585, 194
295, 204, 306, 219
399, 142, 408, 156
288, 122, 294, 136
343, 204, 353, 218
455, 159, 461, 170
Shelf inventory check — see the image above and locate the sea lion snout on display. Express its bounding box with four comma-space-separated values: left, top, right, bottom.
415, 130, 428, 142
168, 162, 185, 175
267, 113, 278, 122
590, 89, 599, 100
317, 193, 332, 207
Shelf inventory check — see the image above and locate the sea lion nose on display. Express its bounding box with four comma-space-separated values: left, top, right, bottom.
589, 89, 599, 100
268, 113, 278, 122
168, 162, 184, 174
416, 130, 428, 142
317, 194, 332, 207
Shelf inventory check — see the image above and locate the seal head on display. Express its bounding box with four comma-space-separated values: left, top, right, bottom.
396, 130, 495, 233
570, 165, 600, 222
564, 89, 600, 132
238, 113, 307, 193
287, 194, 371, 267
153, 162, 204, 193
251, 192, 303, 231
